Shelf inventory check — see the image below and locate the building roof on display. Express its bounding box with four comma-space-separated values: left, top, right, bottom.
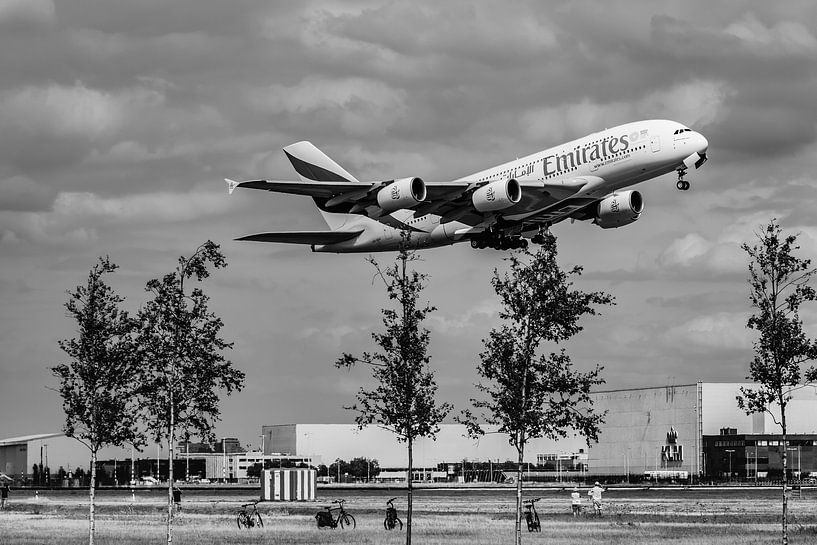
0, 433, 63, 447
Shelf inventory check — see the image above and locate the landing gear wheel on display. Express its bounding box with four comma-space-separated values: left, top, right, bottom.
470, 239, 480, 249
676, 167, 690, 191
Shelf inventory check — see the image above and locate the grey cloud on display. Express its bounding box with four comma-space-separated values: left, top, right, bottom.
0, 176, 56, 211
0, 0, 54, 30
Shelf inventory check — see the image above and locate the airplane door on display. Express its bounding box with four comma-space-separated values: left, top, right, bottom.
651, 136, 661, 153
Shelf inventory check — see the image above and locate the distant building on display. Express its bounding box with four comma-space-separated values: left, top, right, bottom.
261, 423, 586, 482
94, 450, 316, 484
0, 433, 85, 484
262, 383, 817, 482
703, 430, 817, 481
179, 438, 243, 455
587, 383, 817, 480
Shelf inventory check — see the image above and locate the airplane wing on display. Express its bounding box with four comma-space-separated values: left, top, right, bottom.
520, 175, 608, 225
226, 175, 600, 226
236, 230, 363, 245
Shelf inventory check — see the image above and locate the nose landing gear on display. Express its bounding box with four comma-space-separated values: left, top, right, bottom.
676, 168, 690, 191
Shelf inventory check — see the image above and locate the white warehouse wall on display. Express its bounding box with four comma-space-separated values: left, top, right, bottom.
263, 424, 587, 467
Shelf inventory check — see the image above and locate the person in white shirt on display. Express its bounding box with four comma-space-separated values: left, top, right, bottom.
587, 482, 605, 516
570, 486, 582, 516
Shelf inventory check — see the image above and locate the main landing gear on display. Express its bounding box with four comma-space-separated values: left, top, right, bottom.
470, 232, 528, 251
676, 168, 690, 191
530, 225, 551, 245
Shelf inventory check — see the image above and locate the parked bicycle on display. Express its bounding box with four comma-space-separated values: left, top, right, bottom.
315, 499, 356, 529
236, 500, 264, 529
523, 497, 541, 532
384, 497, 403, 530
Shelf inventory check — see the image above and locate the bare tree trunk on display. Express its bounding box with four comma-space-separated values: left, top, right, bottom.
89, 449, 97, 545
167, 396, 175, 545
781, 407, 788, 545
515, 436, 524, 545
406, 436, 413, 545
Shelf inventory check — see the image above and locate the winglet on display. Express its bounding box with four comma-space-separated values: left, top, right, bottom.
225, 178, 239, 195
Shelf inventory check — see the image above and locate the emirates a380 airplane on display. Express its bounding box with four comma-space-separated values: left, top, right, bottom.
226, 119, 708, 252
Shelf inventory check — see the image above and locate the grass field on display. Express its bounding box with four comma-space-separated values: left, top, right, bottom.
2, 488, 817, 544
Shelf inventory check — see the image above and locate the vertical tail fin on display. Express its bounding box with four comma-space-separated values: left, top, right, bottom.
282, 141, 361, 184
282, 141, 363, 230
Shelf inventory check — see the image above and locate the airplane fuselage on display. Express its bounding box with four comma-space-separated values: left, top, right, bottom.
312, 119, 708, 252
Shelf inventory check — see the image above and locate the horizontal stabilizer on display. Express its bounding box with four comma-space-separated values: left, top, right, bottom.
225, 178, 366, 198
235, 230, 363, 245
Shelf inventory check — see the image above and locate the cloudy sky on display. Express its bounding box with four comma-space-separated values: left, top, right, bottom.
2, 0, 817, 450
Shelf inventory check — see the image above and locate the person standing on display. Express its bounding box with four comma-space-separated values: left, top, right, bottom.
1, 482, 10, 509
570, 486, 582, 516
172, 485, 182, 512
588, 481, 605, 516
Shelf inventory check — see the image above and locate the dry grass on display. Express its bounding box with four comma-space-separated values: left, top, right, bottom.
1, 490, 816, 544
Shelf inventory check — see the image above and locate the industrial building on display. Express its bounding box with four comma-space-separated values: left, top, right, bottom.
5, 382, 816, 485
586, 383, 817, 479
0, 433, 89, 483
261, 423, 588, 480
263, 383, 817, 482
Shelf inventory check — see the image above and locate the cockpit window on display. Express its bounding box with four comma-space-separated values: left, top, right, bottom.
673, 128, 692, 135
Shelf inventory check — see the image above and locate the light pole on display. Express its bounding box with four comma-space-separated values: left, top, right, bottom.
222, 438, 227, 483
725, 449, 735, 483
625, 448, 630, 484
754, 443, 758, 483
788, 447, 801, 480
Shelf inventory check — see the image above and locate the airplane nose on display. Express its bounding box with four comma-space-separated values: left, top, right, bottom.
693, 132, 708, 169
696, 132, 708, 154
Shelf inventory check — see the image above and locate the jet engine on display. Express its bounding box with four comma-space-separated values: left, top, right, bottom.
376, 177, 427, 213
472, 179, 521, 213
593, 190, 644, 229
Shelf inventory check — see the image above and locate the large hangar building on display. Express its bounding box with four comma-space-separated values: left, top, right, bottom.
587, 383, 817, 478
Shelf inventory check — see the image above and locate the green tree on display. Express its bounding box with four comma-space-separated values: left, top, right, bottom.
135, 241, 245, 544
337, 237, 452, 545
460, 232, 611, 545
327, 459, 352, 482
348, 457, 379, 481
52, 257, 144, 545
246, 463, 263, 480
737, 219, 817, 545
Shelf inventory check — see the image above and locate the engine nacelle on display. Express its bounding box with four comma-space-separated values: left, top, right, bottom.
472, 179, 521, 213
594, 190, 644, 229
376, 177, 426, 213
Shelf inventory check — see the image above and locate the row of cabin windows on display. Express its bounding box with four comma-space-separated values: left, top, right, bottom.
477, 141, 649, 183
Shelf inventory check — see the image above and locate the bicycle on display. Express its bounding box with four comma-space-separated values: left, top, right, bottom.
236, 500, 264, 529
384, 497, 403, 530
315, 499, 356, 529
523, 497, 542, 532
